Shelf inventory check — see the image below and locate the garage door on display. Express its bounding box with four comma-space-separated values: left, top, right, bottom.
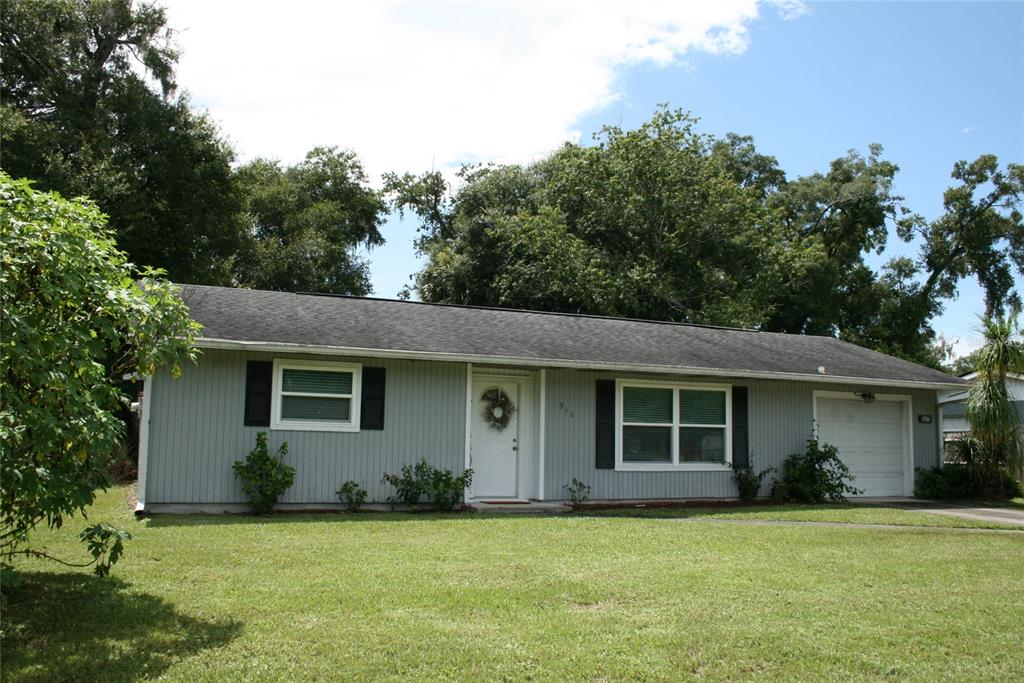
815, 398, 907, 497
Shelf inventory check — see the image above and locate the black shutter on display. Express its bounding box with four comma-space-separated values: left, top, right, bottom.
244, 361, 272, 427
360, 367, 386, 430
731, 386, 749, 469
595, 379, 615, 469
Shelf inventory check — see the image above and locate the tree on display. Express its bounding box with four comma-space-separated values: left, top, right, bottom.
233, 147, 387, 295
762, 146, 921, 333
389, 111, 901, 331
965, 314, 1024, 494
389, 107, 1021, 369
0, 173, 199, 578
913, 157, 1024, 316
390, 109, 780, 326
949, 349, 980, 377
1, 0, 244, 284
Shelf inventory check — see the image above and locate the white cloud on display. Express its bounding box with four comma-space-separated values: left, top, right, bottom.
765, 0, 811, 21
162, 1, 794, 181
960, 125, 979, 134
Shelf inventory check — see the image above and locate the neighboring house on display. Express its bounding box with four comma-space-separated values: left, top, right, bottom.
136, 285, 966, 512
938, 373, 1024, 460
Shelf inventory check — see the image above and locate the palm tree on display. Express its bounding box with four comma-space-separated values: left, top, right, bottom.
966, 314, 1024, 495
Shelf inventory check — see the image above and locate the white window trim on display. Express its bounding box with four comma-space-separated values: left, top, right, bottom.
271, 359, 362, 432
615, 378, 732, 472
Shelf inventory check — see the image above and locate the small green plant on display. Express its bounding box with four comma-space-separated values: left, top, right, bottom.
381, 461, 430, 510
80, 523, 133, 577
232, 432, 295, 514
337, 480, 368, 512
771, 437, 861, 503
563, 478, 591, 510
425, 466, 474, 512
381, 460, 472, 511
732, 460, 772, 502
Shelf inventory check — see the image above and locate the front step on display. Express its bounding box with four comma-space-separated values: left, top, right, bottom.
469, 500, 569, 514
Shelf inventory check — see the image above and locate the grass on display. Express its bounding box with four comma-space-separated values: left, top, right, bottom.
2, 487, 1023, 682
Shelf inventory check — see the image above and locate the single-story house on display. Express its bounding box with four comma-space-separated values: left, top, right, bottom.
136, 285, 967, 513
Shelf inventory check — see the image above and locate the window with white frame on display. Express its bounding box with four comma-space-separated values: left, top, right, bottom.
618, 381, 731, 469
271, 360, 361, 432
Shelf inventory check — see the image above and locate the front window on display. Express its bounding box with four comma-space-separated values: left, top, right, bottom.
271, 360, 361, 432
618, 381, 731, 469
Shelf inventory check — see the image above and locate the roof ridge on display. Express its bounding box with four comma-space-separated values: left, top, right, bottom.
183, 283, 763, 334
296, 290, 761, 333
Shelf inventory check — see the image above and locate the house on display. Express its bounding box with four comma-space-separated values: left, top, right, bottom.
135, 285, 967, 512
938, 372, 1024, 460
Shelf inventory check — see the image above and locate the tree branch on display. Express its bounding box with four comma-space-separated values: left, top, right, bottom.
6, 547, 98, 569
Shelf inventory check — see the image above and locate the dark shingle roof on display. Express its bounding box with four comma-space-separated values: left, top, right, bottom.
180, 284, 965, 388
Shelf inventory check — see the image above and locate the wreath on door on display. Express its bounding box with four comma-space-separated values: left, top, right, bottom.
481, 387, 516, 431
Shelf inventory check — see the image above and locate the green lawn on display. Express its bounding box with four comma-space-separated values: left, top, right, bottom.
3, 487, 1023, 682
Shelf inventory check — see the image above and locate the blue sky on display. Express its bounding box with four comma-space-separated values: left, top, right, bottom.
168, 1, 1022, 357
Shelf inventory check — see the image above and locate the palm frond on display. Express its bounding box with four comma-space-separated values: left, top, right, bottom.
966, 313, 1024, 470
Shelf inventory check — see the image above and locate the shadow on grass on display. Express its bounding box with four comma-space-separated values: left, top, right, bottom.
1, 572, 242, 682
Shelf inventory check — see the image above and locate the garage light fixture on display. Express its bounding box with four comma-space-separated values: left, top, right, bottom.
855, 392, 876, 404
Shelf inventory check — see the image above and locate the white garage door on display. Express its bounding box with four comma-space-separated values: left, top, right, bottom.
815, 398, 907, 497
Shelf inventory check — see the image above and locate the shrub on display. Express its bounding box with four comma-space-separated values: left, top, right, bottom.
732, 460, 773, 502
381, 461, 430, 510
914, 465, 971, 500
425, 467, 474, 512
336, 481, 368, 512
1005, 472, 1024, 498
915, 465, 1023, 500
563, 478, 591, 510
771, 437, 861, 503
232, 432, 295, 514
381, 460, 472, 512
1, 174, 199, 578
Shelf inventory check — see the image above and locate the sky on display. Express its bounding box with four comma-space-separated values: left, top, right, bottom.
162, 0, 1024, 358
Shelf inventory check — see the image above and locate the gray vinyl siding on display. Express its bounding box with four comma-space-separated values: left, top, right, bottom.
145, 349, 466, 504
145, 350, 941, 506
541, 369, 939, 501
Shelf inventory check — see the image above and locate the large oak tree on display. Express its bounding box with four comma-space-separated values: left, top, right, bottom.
1, 0, 245, 284
388, 107, 1024, 369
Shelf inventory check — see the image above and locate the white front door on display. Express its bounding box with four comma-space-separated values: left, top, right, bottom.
470, 379, 520, 498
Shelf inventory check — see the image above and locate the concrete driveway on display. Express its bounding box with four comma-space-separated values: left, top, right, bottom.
890, 501, 1024, 527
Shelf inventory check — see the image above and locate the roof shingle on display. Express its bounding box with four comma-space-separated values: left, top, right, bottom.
180, 284, 965, 388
